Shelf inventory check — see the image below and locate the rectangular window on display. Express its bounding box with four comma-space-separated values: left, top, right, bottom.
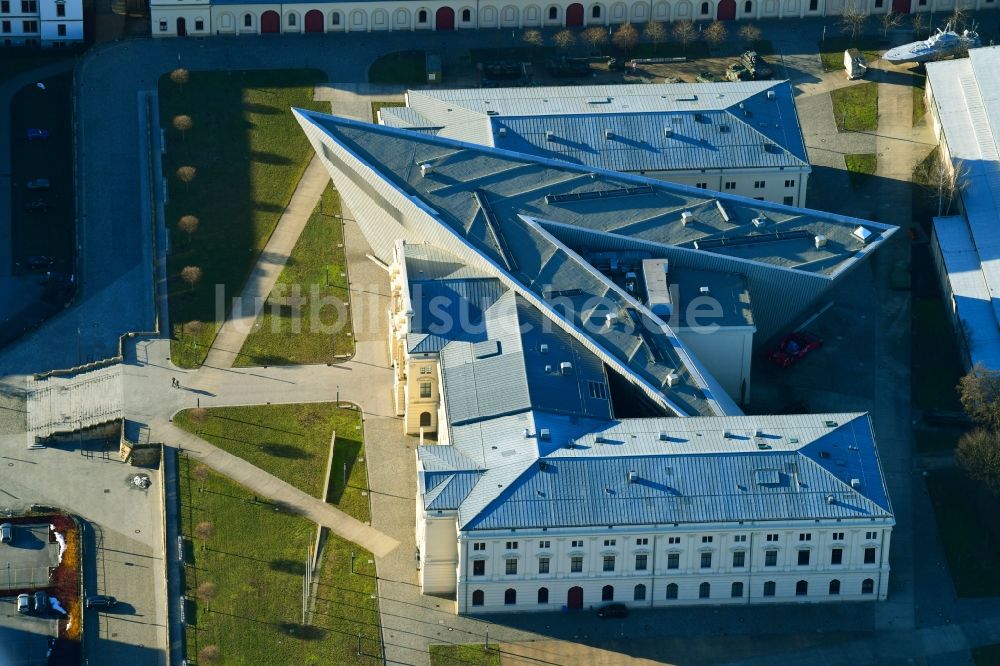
866, 531, 878, 540
571, 540, 583, 548
764, 581, 776, 596
783, 196, 794, 206
23, 19, 37, 31
56, 2, 64, 15
538, 557, 550, 574
754, 180, 765, 189
874, 0, 883, 6
701, 536, 713, 544
799, 533, 812, 542
419, 366, 432, 375
588, 381, 608, 400
505, 559, 517, 575
57, 23, 65, 35
473, 560, 485, 576
797, 550, 810, 566
473, 543, 486, 551
831, 548, 843, 565
667, 553, 680, 569
696, 182, 708, 189
419, 381, 431, 398
158, 19, 166, 31
1, 1, 9, 12
603, 539, 616, 547
766, 534, 779, 542
809, 0, 818, 7
724, 181, 736, 190
732, 551, 746, 568
570, 556, 583, 572
832, 532, 844, 541
733, 535, 747, 543
765, 550, 777, 567
1, 20, 9, 33
635, 538, 648, 546
784, 179, 795, 188
538, 540, 550, 549
603, 555, 615, 572
668, 537, 680, 544
700, 552, 712, 569
635, 554, 648, 571
864, 547, 877, 564
505, 541, 518, 550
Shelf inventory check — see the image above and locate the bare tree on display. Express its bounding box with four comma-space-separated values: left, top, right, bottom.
187, 407, 209, 425
612, 23, 640, 59
950, 5, 969, 30
521, 29, 544, 50
180, 265, 203, 292
194, 521, 215, 540
956, 429, 1000, 497
191, 465, 209, 486
169, 68, 190, 90
839, 2, 870, 41
552, 29, 577, 52
910, 12, 926, 37
704, 21, 729, 50
176, 166, 196, 192
197, 646, 221, 664
672, 20, 697, 52
582, 26, 610, 53
738, 23, 762, 46
643, 21, 668, 55
929, 157, 969, 216
880, 10, 903, 39
178, 215, 199, 243
196, 581, 218, 602
958, 365, 1000, 431
183, 320, 204, 340
172, 114, 192, 140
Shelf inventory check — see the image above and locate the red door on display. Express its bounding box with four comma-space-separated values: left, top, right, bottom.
566, 3, 583, 25
717, 0, 736, 19
261, 10, 280, 33
435, 7, 455, 30
305, 9, 324, 31
176, 17, 186, 36
891, 0, 910, 13
567, 586, 583, 609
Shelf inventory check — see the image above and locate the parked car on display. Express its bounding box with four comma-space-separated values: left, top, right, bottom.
17, 594, 30, 614
597, 603, 629, 619
26, 128, 50, 141
26, 178, 51, 190
85, 595, 117, 609
33, 591, 47, 613
767, 331, 824, 368
0, 523, 12, 544
24, 200, 49, 214
27, 255, 55, 270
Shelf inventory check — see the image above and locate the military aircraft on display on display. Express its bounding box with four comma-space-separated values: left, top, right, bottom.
884, 22, 982, 64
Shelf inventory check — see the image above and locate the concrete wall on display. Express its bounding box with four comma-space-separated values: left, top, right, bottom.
676, 324, 754, 404
646, 168, 810, 208
419, 514, 459, 594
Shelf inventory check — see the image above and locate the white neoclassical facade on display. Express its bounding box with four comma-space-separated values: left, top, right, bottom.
151, 0, 996, 38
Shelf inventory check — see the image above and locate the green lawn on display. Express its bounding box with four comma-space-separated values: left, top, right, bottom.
831, 82, 878, 132
370, 101, 404, 123
975, 644, 1000, 666
159, 69, 328, 367
429, 644, 501, 666
175, 403, 367, 516
912, 297, 964, 411
369, 51, 426, 84
179, 402, 380, 664
912, 77, 927, 127
819, 36, 882, 72
234, 185, 354, 367
925, 469, 1000, 597
845, 153, 877, 188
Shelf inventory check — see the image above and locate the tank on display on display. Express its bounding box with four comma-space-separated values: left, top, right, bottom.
884, 23, 982, 64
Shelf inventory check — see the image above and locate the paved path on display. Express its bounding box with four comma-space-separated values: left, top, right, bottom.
202, 154, 331, 368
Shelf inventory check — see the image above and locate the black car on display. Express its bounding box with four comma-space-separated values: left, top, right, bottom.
85, 595, 117, 609
597, 603, 628, 618
25, 200, 49, 213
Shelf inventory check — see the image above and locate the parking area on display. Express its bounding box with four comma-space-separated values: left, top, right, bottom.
0, 523, 60, 591
0, 596, 57, 666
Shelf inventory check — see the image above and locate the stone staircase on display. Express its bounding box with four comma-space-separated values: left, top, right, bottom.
26, 365, 124, 445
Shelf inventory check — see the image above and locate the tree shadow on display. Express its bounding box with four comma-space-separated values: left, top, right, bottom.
326, 437, 363, 504
260, 443, 312, 459
269, 558, 307, 575
243, 102, 281, 115
250, 151, 294, 166
277, 623, 327, 640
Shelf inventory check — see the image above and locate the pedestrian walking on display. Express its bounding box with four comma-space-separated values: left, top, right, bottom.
171, 377, 178, 388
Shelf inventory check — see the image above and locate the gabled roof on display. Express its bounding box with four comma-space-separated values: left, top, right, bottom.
381, 82, 809, 173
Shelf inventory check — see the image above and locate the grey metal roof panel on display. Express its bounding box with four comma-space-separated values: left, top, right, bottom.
424, 471, 483, 510
668, 267, 754, 328
378, 106, 438, 129
417, 444, 482, 472
409, 277, 507, 339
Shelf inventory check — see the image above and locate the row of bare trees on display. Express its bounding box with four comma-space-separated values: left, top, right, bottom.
838, 3, 972, 42
169, 68, 205, 297
520, 21, 763, 56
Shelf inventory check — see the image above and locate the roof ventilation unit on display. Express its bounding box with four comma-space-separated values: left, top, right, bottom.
605, 313, 618, 328
498, 127, 507, 138
815, 234, 828, 249
539, 429, 551, 442
723, 430, 732, 439
540, 343, 548, 353
627, 470, 639, 483
604, 129, 615, 140
743, 108, 752, 118
560, 361, 573, 374
850, 478, 862, 489
539, 460, 548, 471
681, 210, 694, 226
825, 494, 836, 504
545, 131, 554, 141
544, 364, 553, 374
419, 163, 434, 177
664, 126, 673, 137
659, 431, 669, 441
767, 89, 776, 100
666, 372, 680, 388
853, 225, 873, 244
565, 438, 576, 449
752, 216, 767, 229
699, 286, 710, 295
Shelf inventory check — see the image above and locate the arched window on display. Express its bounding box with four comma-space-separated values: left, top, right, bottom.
731, 582, 744, 598
288, 13, 296, 26
504, 588, 517, 605
763, 581, 776, 596
332, 12, 341, 25
700, 1, 710, 14
862, 578, 875, 594
418, 9, 428, 22
665, 583, 678, 599
699, 582, 710, 599
462, 8, 471, 20
829, 579, 841, 595
472, 589, 484, 606
243, 13, 252, 27
592, 5, 601, 17
419, 412, 432, 427
744, 0, 752, 11
602, 585, 614, 601
549, 6, 558, 18
796, 580, 808, 596
537, 587, 549, 604
633, 584, 646, 600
